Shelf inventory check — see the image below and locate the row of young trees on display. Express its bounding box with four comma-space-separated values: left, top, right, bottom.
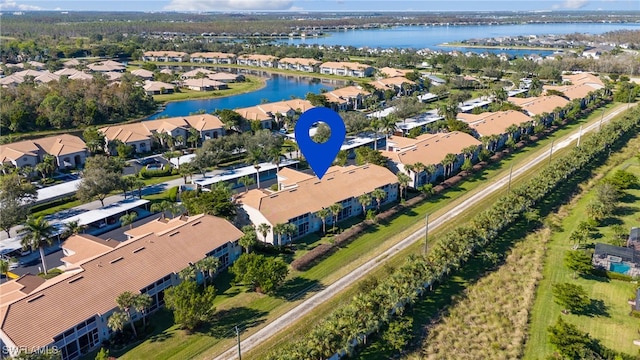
266, 101, 640, 358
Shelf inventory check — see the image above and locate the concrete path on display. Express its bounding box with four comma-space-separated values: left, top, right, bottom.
212, 103, 633, 360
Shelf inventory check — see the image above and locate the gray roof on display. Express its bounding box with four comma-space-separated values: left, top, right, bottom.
594, 243, 640, 265
630, 227, 640, 242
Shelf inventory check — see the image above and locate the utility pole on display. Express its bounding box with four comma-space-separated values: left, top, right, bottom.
599, 107, 605, 130
548, 139, 554, 166
423, 213, 429, 256
236, 326, 241, 360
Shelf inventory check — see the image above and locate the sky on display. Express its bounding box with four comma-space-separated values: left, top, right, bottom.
0, 0, 639, 12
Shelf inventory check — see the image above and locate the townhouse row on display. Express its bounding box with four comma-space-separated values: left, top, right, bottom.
141, 51, 375, 78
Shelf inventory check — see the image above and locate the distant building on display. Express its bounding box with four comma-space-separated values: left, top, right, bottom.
323, 86, 371, 111
0, 214, 243, 360
277, 57, 321, 72
236, 54, 278, 68
189, 52, 237, 64
141, 51, 187, 62
319, 61, 374, 78
234, 99, 315, 129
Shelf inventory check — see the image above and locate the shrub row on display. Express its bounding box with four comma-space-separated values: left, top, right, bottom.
270, 100, 639, 359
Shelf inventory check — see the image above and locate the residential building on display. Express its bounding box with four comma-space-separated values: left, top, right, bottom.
238, 164, 398, 245
323, 86, 371, 111
459, 110, 532, 149
319, 62, 374, 78
141, 51, 187, 62
368, 76, 416, 96
543, 83, 603, 106
379, 67, 411, 78
142, 80, 175, 95
425, 74, 446, 86
234, 99, 314, 129
0, 214, 243, 360
507, 95, 569, 124
180, 68, 215, 80
130, 69, 154, 80
189, 52, 237, 64
207, 72, 244, 83
561, 72, 604, 87
277, 57, 321, 72
236, 54, 278, 68
100, 114, 225, 153
0, 134, 88, 170
86, 61, 125, 73
182, 78, 228, 91
592, 243, 640, 277
382, 132, 481, 188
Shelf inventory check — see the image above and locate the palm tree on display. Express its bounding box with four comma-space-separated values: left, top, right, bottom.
371, 188, 386, 212
196, 256, 220, 287
134, 293, 152, 328
316, 208, 330, 235
150, 201, 171, 219
268, 146, 283, 179
62, 220, 86, 239
119, 212, 137, 230
35, 161, 54, 181
239, 225, 257, 253
247, 148, 264, 189
107, 311, 127, 336
493, 87, 508, 104
129, 178, 146, 199
188, 127, 200, 149
397, 172, 411, 200
238, 175, 255, 193
116, 291, 138, 337
358, 193, 372, 218
441, 153, 457, 179
329, 203, 343, 231
19, 216, 55, 275
179, 265, 197, 281
257, 223, 271, 243
272, 223, 286, 246
282, 223, 298, 244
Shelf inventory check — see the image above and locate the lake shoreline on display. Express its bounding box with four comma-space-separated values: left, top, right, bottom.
438, 42, 563, 51
153, 75, 268, 105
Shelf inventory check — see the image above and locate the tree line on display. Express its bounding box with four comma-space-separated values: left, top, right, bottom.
266, 101, 640, 358
0, 73, 156, 134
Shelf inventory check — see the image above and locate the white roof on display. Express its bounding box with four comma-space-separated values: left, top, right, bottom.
285, 132, 383, 151
60, 199, 150, 226
367, 106, 397, 119
169, 154, 196, 167
35, 179, 82, 204
193, 159, 299, 187
396, 110, 443, 131
458, 98, 492, 113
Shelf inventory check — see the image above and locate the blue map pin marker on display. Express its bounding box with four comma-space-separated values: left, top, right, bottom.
295, 107, 346, 180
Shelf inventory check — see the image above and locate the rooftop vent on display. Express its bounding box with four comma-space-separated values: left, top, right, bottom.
169, 232, 180, 237
133, 247, 145, 254
110, 257, 124, 264
27, 294, 45, 303
68, 276, 84, 284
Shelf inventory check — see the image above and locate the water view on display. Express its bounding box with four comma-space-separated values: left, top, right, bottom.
149, 74, 341, 119
284, 22, 640, 55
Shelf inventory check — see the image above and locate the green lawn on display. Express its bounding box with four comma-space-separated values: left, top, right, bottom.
112, 102, 631, 360
524, 147, 640, 359
153, 76, 266, 104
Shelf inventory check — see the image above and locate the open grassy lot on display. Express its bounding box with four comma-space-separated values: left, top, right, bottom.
107, 103, 630, 360
524, 139, 640, 359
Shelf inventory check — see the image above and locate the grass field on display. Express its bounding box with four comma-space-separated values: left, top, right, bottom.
152, 75, 266, 103
524, 138, 640, 359
102, 103, 631, 360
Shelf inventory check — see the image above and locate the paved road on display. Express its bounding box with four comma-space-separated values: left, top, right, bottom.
213, 103, 634, 360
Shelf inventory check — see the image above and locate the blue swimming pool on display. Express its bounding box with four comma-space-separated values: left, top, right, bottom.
610, 262, 631, 274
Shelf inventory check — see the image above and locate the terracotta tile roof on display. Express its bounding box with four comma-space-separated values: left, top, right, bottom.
468, 111, 532, 137
143, 51, 187, 58
124, 216, 186, 238
562, 72, 604, 87
181, 68, 215, 78
68, 72, 93, 81
0, 135, 86, 162
0, 275, 46, 304
379, 67, 411, 77
235, 99, 314, 121
61, 235, 120, 266
190, 52, 236, 59
208, 72, 241, 81
320, 61, 372, 71
277, 167, 315, 188
456, 113, 486, 123
131, 69, 154, 78
324, 86, 370, 104
238, 165, 397, 225
369, 76, 415, 90
238, 54, 278, 62
543, 83, 602, 100
100, 114, 224, 142
278, 57, 321, 66
507, 95, 569, 116
182, 78, 226, 88
0, 214, 243, 348
143, 80, 174, 92
382, 132, 481, 166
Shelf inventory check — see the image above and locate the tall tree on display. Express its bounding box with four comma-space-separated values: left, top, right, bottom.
358, 193, 372, 218
397, 172, 411, 200
371, 188, 387, 212
116, 291, 138, 337
238, 175, 255, 193
0, 173, 37, 237
329, 203, 343, 231
77, 155, 123, 206
119, 212, 137, 230
230, 253, 288, 294
564, 250, 593, 279
552, 283, 591, 314
164, 280, 217, 332
19, 216, 55, 275
239, 225, 258, 253
133, 293, 152, 328
195, 256, 220, 287
316, 208, 330, 235
257, 223, 271, 243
